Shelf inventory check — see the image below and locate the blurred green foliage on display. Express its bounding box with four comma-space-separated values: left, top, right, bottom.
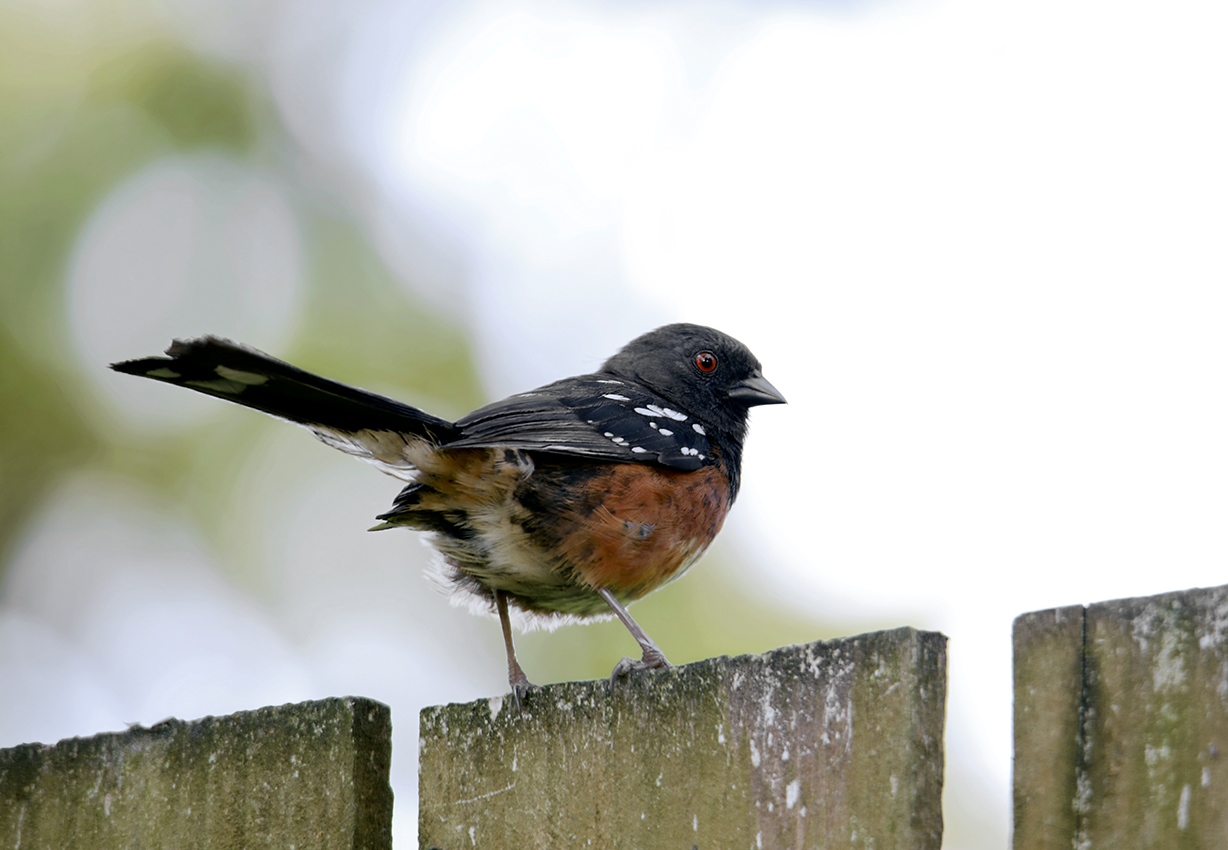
0, 325, 96, 567
87, 41, 256, 151
0, 8, 479, 577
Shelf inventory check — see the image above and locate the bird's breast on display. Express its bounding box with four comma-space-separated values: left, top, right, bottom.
528, 459, 735, 600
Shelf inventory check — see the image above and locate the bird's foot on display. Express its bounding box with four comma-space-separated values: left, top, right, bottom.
608, 646, 673, 688
509, 667, 539, 710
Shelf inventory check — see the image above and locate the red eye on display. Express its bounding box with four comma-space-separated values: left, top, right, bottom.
694, 351, 718, 373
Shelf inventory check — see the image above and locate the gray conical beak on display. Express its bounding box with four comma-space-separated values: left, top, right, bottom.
727, 371, 787, 406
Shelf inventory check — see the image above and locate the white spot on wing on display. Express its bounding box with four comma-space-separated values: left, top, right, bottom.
636, 403, 688, 421
659, 429, 673, 436
185, 378, 247, 394
596, 379, 623, 385
215, 365, 269, 386
692, 423, 706, 435
631, 446, 647, 453
603, 393, 631, 402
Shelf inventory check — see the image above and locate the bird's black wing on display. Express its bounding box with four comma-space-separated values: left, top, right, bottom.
448, 376, 714, 471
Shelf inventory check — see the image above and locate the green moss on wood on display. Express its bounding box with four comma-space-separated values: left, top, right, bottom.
1013, 605, 1085, 850
419, 628, 946, 849
1014, 584, 1228, 849
0, 696, 392, 850
1082, 587, 1228, 847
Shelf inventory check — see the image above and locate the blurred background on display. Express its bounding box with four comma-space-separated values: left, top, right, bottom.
1, 0, 1226, 845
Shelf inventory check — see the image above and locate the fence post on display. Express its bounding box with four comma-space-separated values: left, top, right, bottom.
419, 627, 947, 849
1013, 604, 1085, 848
0, 696, 393, 850
1013, 584, 1228, 848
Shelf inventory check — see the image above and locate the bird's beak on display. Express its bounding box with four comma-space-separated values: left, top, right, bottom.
727, 371, 787, 406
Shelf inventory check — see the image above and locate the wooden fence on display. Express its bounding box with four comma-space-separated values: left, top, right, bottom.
419, 627, 946, 848
0, 697, 392, 849
4, 583, 1226, 849
1014, 584, 1228, 849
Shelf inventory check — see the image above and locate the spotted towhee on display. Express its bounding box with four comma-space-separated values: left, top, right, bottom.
112, 323, 785, 701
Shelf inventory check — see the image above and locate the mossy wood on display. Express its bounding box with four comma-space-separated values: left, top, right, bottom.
1013, 605, 1085, 847
1013, 584, 1228, 849
0, 696, 392, 850
419, 628, 947, 849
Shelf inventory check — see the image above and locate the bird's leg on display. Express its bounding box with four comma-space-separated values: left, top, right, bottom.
598, 587, 673, 685
495, 589, 536, 708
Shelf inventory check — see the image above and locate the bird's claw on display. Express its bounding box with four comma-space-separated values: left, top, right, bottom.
608, 648, 673, 688
509, 671, 539, 710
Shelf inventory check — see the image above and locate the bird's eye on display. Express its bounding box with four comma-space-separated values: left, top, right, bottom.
694, 351, 718, 373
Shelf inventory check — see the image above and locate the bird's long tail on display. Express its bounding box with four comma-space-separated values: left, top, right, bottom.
111, 336, 459, 477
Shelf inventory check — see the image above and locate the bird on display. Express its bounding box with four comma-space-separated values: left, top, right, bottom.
111, 323, 785, 703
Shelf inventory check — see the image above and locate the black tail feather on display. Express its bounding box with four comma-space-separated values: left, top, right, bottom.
111, 336, 458, 443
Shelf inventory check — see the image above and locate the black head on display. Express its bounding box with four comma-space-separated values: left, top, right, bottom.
600, 323, 785, 442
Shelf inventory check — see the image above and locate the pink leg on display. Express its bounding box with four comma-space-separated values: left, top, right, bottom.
598, 587, 672, 685
496, 590, 536, 708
